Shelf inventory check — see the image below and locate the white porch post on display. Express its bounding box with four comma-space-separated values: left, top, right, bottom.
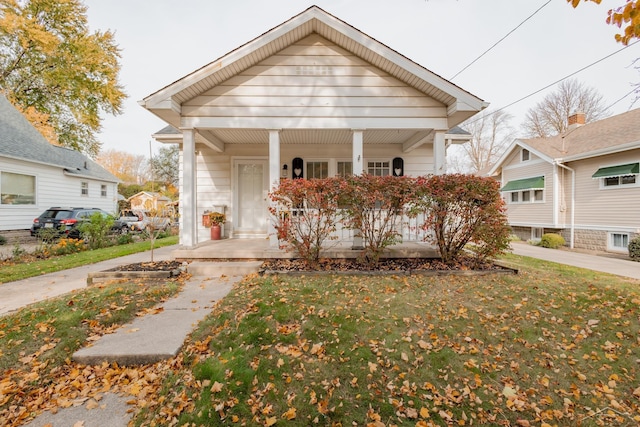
433, 131, 446, 175
181, 128, 197, 247
352, 129, 364, 249
352, 129, 364, 175
268, 129, 281, 248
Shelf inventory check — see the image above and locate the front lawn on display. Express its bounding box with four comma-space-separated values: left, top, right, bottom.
0, 235, 178, 284
133, 255, 640, 426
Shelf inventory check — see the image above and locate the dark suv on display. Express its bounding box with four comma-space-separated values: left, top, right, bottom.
30, 207, 127, 238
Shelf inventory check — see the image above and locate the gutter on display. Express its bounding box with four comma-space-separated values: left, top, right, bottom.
554, 161, 575, 249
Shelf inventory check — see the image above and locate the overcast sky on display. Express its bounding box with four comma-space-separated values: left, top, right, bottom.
83, 0, 640, 157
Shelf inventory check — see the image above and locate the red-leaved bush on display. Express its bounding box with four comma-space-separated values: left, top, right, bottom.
269, 174, 511, 268
412, 174, 511, 265
340, 175, 415, 266
268, 177, 341, 267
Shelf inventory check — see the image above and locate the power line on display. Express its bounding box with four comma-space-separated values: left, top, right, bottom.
450, 0, 552, 80
464, 39, 640, 126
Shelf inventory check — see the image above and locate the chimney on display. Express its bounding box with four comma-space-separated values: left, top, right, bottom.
567, 112, 585, 130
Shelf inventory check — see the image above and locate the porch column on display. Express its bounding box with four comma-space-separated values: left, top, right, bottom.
352, 129, 364, 175
181, 128, 197, 247
268, 129, 281, 248
352, 129, 364, 249
433, 131, 446, 175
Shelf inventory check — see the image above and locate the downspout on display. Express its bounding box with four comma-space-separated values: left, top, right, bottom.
555, 161, 575, 249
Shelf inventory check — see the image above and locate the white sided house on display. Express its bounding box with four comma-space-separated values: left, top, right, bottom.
489, 110, 640, 254
141, 6, 488, 248
0, 95, 119, 231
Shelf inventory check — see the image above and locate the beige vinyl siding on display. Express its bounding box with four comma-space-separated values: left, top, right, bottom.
185, 142, 435, 244
183, 34, 446, 125
571, 151, 640, 229
0, 157, 118, 230
501, 159, 554, 226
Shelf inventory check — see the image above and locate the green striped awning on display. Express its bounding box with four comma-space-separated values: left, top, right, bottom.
592, 163, 639, 179
500, 176, 544, 192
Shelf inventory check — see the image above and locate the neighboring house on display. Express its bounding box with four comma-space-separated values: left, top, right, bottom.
0, 94, 119, 231
141, 6, 488, 247
488, 110, 640, 254
128, 191, 171, 212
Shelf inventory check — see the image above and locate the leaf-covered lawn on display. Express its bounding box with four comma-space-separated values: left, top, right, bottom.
133, 260, 640, 426
2, 255, 639, 426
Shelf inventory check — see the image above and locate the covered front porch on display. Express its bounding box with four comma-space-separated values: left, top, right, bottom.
172, 238, 439, 261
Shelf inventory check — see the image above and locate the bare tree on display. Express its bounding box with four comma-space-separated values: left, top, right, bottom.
523, 79, 610, 138
450, 109, 515, 174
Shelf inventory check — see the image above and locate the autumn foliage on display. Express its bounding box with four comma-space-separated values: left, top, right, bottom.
413, 174, 511, 265
269, 174, 510, 267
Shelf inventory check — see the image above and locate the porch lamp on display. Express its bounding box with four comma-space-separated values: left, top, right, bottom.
281, 163, 288, 178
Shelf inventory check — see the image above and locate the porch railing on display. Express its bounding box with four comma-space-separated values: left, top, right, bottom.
279, 208, 431, 247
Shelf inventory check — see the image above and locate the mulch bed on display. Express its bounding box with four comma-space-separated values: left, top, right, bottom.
261, 256, 508, 272
107, 260, 183, 272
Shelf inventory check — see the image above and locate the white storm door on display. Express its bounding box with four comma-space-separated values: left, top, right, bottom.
234, 160, 268, 236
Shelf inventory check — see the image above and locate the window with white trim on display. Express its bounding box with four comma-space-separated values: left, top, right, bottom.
306, 161, 328, 179
609, 232, 629, 252
81, 181, 88, 196
367, 161, 390, 176
101, 184, 107, 197
508, 190, 544, 204
1, 171, 36, 205
532, 227, 543, 241
593, 162, 639, 189
604, 175, 637, 187
337, 161, 352, 177
521, 149, 530, 162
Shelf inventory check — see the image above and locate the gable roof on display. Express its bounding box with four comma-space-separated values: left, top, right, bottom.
0, 95, 118, 183
141, 5, 487, 129
522, 108, 640, 162
488, 108, 640, 176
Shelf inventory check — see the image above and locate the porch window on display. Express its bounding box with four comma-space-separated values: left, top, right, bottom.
1, 171, 36, 205
337, 161, 352, 177
307, 161, 328, 179
367, 161, 390, 176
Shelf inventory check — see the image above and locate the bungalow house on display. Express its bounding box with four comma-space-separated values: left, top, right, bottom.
128, 191, 171, 212
0, 94, 119, 231
140, 5, 488, 248
488, 109, 640, 254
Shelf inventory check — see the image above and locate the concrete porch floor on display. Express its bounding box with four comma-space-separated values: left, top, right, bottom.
172, 238, 439, 261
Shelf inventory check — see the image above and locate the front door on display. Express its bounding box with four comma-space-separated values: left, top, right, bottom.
234, 159, 268, 237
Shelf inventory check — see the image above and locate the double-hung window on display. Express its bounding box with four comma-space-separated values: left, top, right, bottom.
1, 171, 36, 205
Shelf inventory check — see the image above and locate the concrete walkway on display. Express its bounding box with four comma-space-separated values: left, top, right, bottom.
510, 242, 640, 280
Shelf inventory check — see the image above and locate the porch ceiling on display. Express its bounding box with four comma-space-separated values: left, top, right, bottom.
207, 128, 424, 145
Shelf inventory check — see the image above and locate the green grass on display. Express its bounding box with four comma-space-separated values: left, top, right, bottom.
0, 277, 182, 425
133, 256, 640, 426
0, 235, 178, 284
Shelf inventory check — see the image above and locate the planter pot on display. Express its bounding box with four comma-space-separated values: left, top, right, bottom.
210, 224, 222, 240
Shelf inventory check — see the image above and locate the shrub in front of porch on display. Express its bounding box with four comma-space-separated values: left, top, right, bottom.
269, 177, 342, 267
412, 174, 511, 266
340, 174, 416, 267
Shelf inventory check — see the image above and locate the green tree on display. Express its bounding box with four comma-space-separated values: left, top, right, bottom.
149, 145, 179, 186
0, 0, 126, 156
